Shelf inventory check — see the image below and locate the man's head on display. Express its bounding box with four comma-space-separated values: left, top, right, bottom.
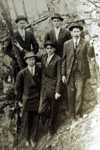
69, 23, 83, 38
15, 16, 28, 30
51, 13, 63, 29
44, 41, 56, 56
24, 52, 37, 67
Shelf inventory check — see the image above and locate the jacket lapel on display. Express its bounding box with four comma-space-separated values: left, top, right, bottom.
47, 54, 55, 66
17, 31, 25, 42
76, 38, 83, 55
51, 29, 57, 42
58, 28, 64, 41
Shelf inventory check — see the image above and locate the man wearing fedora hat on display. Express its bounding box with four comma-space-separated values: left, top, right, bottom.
15, 52, 41, 147
14, 15, 39, 69
44, 13, 71, 57
62, 22, 95, 119
38, 41, 61, 138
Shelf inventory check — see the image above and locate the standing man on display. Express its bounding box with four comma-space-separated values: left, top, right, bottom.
62, 23, 95, 119
14, 15, 39, 69
38, 41, 61, 138
45, 13, 71, 57
15, 52, 41, 147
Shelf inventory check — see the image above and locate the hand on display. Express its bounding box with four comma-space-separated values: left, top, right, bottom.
55, 92, 61, 100
62, 76, 67, 84
18, 101, 23, 108
89, 39, 94, 47
15, 42, 23, 51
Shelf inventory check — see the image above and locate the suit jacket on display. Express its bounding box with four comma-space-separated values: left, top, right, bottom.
41, 54, 62, 95
44, 28, 71, 57
15, 65, 41, 111
14, 30, 39, 53
62, 38, 95, 83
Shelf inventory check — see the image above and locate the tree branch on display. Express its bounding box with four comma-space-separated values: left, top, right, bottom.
87, 0, 100, 8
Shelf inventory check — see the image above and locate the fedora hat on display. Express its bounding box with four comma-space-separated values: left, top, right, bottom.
24, 52, 37, 60
51, 13, 63, 21
44, 41, 56, 48
69, 23, 83, 31
15, 15, 28, 23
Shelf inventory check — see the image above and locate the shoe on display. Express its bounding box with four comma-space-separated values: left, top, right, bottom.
25, 141, 30, 147
47, 132, 52, 141
30, 139, 36, 148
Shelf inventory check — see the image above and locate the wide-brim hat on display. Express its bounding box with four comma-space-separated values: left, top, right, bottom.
15, 15, 28, 23
24, 52, 37, 60
44, 41, 56, 48
69, 23, 83, 31
51, 13, 63, 21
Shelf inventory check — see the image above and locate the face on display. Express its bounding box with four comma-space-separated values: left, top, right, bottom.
26, 57, 36, 67
71, 28, 81, 38
46, 45, 55, 56
52, 18, 62, 28
17, 20, 27, 29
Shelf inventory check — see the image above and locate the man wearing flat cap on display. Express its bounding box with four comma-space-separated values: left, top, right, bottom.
38, 41, 61, 138
15, 52, 41, 147
44, 13, 71, 57
62, 23, 95, 119
14, 15, 39, 69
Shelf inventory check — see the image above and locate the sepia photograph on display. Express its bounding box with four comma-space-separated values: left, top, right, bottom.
0, 0, 99, 150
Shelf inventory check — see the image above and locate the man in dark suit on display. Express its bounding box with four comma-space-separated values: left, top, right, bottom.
38, 41, 61, 138
14, 15, 39, 69
62, 23, 95, 119
44, 13, 71, 57
15, 52, 41, 147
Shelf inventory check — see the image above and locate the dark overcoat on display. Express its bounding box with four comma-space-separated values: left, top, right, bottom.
15, 65, 41, 112
14, 30, 39, 69
15, 64, 41, 139
14, 30, 39, 53
39, 54, 61, 115
44, 28, 71, 57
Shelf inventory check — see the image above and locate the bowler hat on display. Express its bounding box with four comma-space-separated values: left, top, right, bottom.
44, 41, 56, 48
15, 15, 28, 23
24, 52, 37, 60
51, 13, 63, 21
69, 23, 83, 31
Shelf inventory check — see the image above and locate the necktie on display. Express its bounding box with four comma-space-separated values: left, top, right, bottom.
74, 39, 78, 49
31, 67, 35, 76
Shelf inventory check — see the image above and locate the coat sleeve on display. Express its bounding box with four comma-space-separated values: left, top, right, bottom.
62, 43, 67, 76
56, 58, 62, 94
15, 71, 24, 102
87, 42, 95, 58
31, 32, 39, 54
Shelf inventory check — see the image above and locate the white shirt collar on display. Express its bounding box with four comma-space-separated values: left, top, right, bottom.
54, 27, 61, 40
46, 53, 55, 65
28, 65, 35, 76
18, 28, 25, 40
73, 37, 80, 45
